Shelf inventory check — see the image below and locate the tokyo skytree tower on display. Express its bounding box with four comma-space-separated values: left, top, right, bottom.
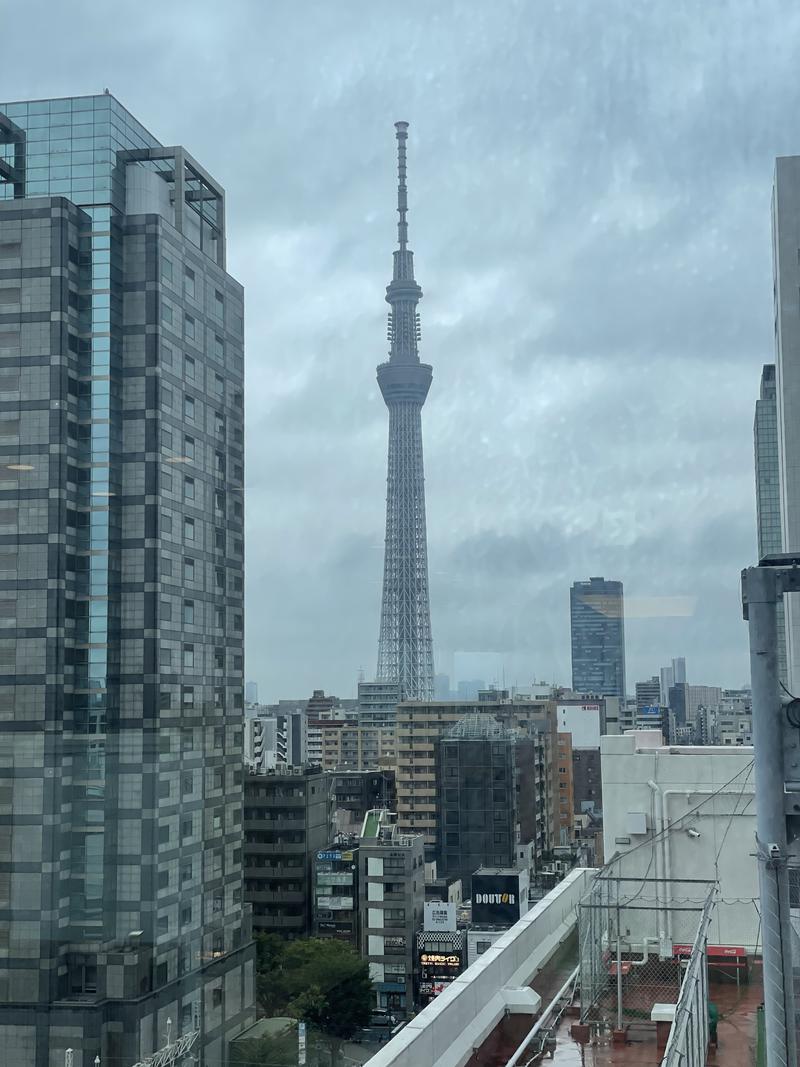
375, 121, 434, 700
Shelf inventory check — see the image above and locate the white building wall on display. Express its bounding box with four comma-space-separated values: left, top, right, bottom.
602, 731, 758, 951
556, 704, 601, 747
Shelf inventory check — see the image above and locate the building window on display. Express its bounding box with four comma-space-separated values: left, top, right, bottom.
184, 434, 195, 459
184, 266, 195, 298
184, 314, 195, 340
184, 354, 195, 379
184, 476, 195, 501
161, 257, 173, 283
183, 557, 195, 581
184, 396, 195, 422
214, 373, 224, 397
183, 644, 194, 669
183, 518, 195, 542
476, 941, 491, 955
214, 290, 224, 321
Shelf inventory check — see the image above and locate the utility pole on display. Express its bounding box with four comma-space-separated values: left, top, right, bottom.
742, 559, 800, 1067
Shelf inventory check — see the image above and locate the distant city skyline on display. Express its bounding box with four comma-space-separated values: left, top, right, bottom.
10, 6, 785, 700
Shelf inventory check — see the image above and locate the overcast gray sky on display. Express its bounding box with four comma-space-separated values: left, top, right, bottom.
5, 0, 793, 699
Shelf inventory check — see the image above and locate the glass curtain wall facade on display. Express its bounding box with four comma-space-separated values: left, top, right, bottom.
0, 94, 252, 1067
569, 576, 626, 700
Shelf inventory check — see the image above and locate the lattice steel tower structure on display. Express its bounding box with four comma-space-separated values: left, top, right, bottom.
375, 121, 434, 700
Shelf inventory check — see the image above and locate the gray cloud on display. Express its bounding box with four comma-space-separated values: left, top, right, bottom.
5, 0, 787, 698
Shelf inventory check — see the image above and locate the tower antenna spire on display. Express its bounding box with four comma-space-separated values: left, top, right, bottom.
395, 121, 409, 251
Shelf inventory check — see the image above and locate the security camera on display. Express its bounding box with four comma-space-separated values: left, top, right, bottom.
768, 843, 781, 861
686, 828, 701, 839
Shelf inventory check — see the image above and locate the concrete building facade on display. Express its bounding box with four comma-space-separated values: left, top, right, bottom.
601, 731, 757, 951
435, 716, 542, 895
359, 811, 425, 1016
321, 722, 397, 771
243, 767, 330, 940
395, 699, 558, 857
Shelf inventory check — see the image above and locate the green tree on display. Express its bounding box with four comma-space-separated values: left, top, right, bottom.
255, 936, 374, 1065
255, 933, 289, 1015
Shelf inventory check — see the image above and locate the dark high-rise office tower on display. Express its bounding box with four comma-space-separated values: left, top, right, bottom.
0, 95, 252, 1067
754, 363, 787, 681
375, 122, 434, 701
570, 577, 626, 700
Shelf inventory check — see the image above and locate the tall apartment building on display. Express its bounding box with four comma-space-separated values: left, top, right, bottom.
435, 716, 542, 894
0, 94, 251, 1066
754, 362, 788, 682
243, 767, 330, 940
570, 577, 626, 699
359, 810, 425, 1016
395, 698, 557, 858
358, 679, 402, 728
320, 722, 397, 770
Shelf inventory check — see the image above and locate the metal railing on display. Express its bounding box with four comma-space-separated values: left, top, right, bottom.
660, 889, 715, 1066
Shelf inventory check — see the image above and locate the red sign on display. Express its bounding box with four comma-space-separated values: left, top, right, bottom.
672, 944, 746, 958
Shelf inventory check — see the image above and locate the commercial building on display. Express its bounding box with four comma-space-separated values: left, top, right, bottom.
465, 867, 531, 966
395, 698, 558, 857
556, 690, 620, 736
555, 700, 601, 747
687, 683, 722, 719
243, 767, 330, 940
359, 810, 425, 1015
313, 841, 360, 945
569, 577, 626, 699
0, 94, 252, 1066
435, 716, 543, 895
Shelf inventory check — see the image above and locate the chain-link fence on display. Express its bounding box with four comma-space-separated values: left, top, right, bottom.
659, 890, 714, 1066
579, 852, 717, 1036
